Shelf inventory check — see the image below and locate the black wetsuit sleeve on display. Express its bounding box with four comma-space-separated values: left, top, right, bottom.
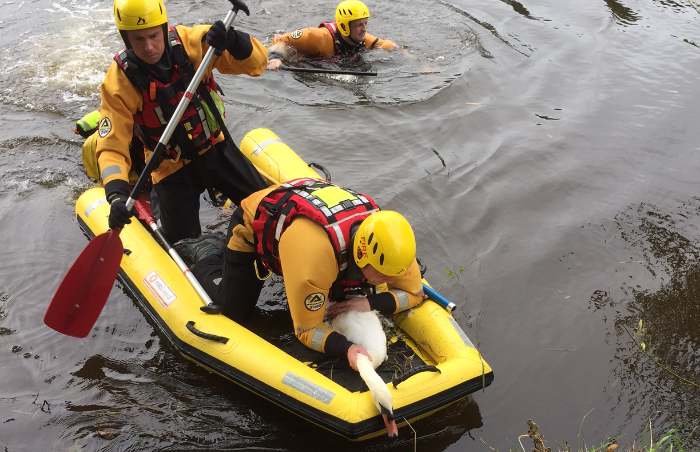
367, 291, 396, 316
324, 331, 354, 358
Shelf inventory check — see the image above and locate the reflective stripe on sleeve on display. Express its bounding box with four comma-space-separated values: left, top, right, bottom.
310, 328, 326, 352
101, 165, 122, 180
394, 289, 410, 311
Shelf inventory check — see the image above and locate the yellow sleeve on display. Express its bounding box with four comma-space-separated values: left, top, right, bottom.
278, 217, 340, 352
381, 259, 425, 312
364, 33, 397, 51
96, 61, 142, 188
268, 27, 336, 60
177, 25, 267, 79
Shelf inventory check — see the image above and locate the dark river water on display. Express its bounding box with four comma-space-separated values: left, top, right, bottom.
2, 0, 700, 450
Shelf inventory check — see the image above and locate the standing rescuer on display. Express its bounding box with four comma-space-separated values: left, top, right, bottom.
97, 0, 268, 243
266, 0, 400, 71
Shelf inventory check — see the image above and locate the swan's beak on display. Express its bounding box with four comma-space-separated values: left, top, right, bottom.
383, 415, 398, 438
380, 407, 399, 438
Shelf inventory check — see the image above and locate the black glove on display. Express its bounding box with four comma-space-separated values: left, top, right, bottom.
205, 20, 253, 60
206, 20, 228, 56
108, 195, 135, 230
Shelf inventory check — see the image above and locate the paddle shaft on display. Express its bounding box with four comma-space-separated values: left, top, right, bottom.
422, 284, 457, 313
133, 200, 220, 312
280, 65, 377, 76
125, 6, 242, 212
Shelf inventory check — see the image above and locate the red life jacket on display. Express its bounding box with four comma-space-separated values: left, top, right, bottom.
253, 178, 380, 276
318, 21, 377, 57
114, 27, 223, 161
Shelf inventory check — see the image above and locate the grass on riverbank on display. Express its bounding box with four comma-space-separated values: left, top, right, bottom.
480, 419, 697, 452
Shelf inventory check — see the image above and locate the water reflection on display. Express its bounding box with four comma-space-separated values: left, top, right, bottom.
37, 348, 484, 451
43, 351, 277, 451
590, 199, 700, 446
604, 0, 696, 25
604, 0, 641, 25
655, 0, 692, 12
497, 0, 538, 20
438, 1, 521, 58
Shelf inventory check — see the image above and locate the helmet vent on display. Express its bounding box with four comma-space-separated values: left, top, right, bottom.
379, 254, 384, 265
373, 243, 378, 254
117, 10, 121, 21
367, 232, 374, 245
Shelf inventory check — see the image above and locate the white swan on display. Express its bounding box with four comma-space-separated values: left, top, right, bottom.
329, 309, 399, 437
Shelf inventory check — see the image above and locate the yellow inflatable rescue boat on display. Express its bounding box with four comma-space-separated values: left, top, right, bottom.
73, 128, 494, 440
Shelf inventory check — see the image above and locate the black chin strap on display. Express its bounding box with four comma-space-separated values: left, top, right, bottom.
343, 33, 364, 47
120, 30, 132, 49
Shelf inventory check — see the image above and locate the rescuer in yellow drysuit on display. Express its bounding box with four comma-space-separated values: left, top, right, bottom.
266, 0, 400, 71
97, 0, 268, 243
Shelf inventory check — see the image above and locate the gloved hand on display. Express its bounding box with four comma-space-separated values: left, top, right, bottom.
206, 20, 234, 56
108, 195, 135, 230
205, 20, 253, 60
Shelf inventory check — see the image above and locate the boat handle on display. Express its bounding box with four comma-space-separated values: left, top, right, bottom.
186, 321, 229, 344
391, 365, 441, 388
308, 162, 332, 181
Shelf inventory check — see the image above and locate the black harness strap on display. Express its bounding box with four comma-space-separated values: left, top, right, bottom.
166, 33, 222, 206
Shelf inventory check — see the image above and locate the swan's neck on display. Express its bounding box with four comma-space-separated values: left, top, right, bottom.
356, 354, 398, 437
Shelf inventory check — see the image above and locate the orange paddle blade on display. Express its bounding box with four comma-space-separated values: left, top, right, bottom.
44, 229, 124, 338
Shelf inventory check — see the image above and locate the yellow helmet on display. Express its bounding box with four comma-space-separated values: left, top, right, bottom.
335, 0, 370, 37
353, 211, 416, 276
113, 0, 167, 31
